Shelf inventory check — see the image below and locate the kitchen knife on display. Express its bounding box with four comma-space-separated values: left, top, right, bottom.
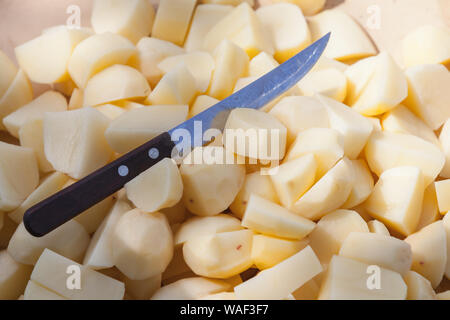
24, 33, 330, 237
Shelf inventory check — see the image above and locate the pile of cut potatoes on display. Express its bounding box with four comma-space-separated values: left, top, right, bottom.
0, 0, 450, 300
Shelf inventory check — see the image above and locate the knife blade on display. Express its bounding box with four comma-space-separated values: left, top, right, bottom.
23, 33, 330, 237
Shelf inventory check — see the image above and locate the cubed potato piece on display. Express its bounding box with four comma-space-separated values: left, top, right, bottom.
417, 184, 440, 231
224, 108, 287, 161
382, 105, 440, 146
251, 234, 309, 270
269, 96, 329, 144
365, 131, 445, 186
180, 146, 245, 216
203, 3, 274, 58
248, 52, 278, 77
132, 37, 185, 87
91, 0, 154, 44
0, 70, 33, 131
291, 158, 354, 220
7, 220, 89, 265
15, 26, 92, 84
234, 246, 322, 300
31, 249, 125, 300
68, 33, 137, 88
342, 159, 374, 209
121, 273, 161, 300
8, 172, 68, 224
230, 171, 278, 218
0, 250, 32, 300
405, 221, 447, 288
269, 154, 316, 208
308, 9, 376, 61
3, 91, 67, 138
208, 40, 249, 100
285, 128, 344, 179
189, 95, 219, 118
402, 25, 450, 68
105, 105, 188, 154
435, 180, 450, 213
185, 4, 233, 52
256, 3, 310, 62
403, 64, 450, 130
344, 55, 377, 106
146, 63, 197, 105
440, 119, 450, 178
83, 201, 131, 270
19, 119, 53, 172
404, 271, 436, 300
318, 95, 373, 159
95, 104, 127, 120
68, 89, 83, 110
309, 209, 369, 266
83, 65, 150, 107
44, 108, 112, 179
174, 214, 242, 246
270, 0, 325, 16
0, 50, 18, 99
126, 158, 183, 212
0, 142, 39, 211
297, 69, 347, 102
24, 280, 67, 300
158, 51, 215, 93
113, 209, 173, 280
368, 220, 390, 236
152, 277, 230, 300
318, 255, 407, 300
349, 52, 408, 116
242, 194, 316, 240
152, 0, 196, 46
183, 229, 253, 278
339, 232, 412, 275
364, 166, 424, 236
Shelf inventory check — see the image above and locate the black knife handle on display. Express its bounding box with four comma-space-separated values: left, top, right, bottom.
23, 132, 176, 237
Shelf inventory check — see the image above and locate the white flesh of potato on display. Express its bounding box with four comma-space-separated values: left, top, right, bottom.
24, 280, 67, 300
297, 68, 347, 102
0, 50, 18, 98
403, 271, 436, 300
443, 213, 450, 280
0, 250, 32, 300
248, 51, 279, 77
125, 158, 183, 212
367, 220, 390, 236
440, 119, 450, 178
342, 159, 374, 209
19, 119, 53, 172
435, 180, 450, 213
151, 277, 231, 300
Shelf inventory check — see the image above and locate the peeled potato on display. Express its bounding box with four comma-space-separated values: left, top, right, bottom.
224, 108, 287, 161
152, 277, 230, 300
342, 159, 374, 209
365, 131, 445, 186
0, 250, 32, 300
146, 63, 197, 105
405, 221, 447, 288
185, 4, 233, 52
3, 91, 67, 138
403, 63, 450, 130
112, 209, 173, 280
308, 209, 369, 266
416, 184, 440, 231
339, 232, 412, 275
105, 105, 188, 154
308, 9, 377, 61
24, 280, 66, 300
126, 158, 183, 212
95, 104, 127, 120
440, 119, 450, 178
174, 214, 242, 246
152, 0, 197, 46
208, 40, 249, 100
297, 68, 347, 102
248, 51, 279, 77
180, 146, 245, 216
68, 89, 83, 110
443, 213, 450, 279
242, 194, 316, 240
234, 246, 322, 300
203, 2, 274, 58
158, 51, 215, 93
189, 95, 219, 118
44, 108, 112, 179
256, 3, 310, 62
269, 96, 329, 144
404, 271, 436, 300
7, 220, 89, 265
318, 255, 407, 300
183, 229, 253, 278
0, 142, 39, 211
19, 119, 53, 172
15, 26, 92, 84
91, 0, 155, 44
0, 50, 18, 99
435, 180, 450, 213
401, 25, 450, 68
68, 33, 137, 88
368, 220, 390, 236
